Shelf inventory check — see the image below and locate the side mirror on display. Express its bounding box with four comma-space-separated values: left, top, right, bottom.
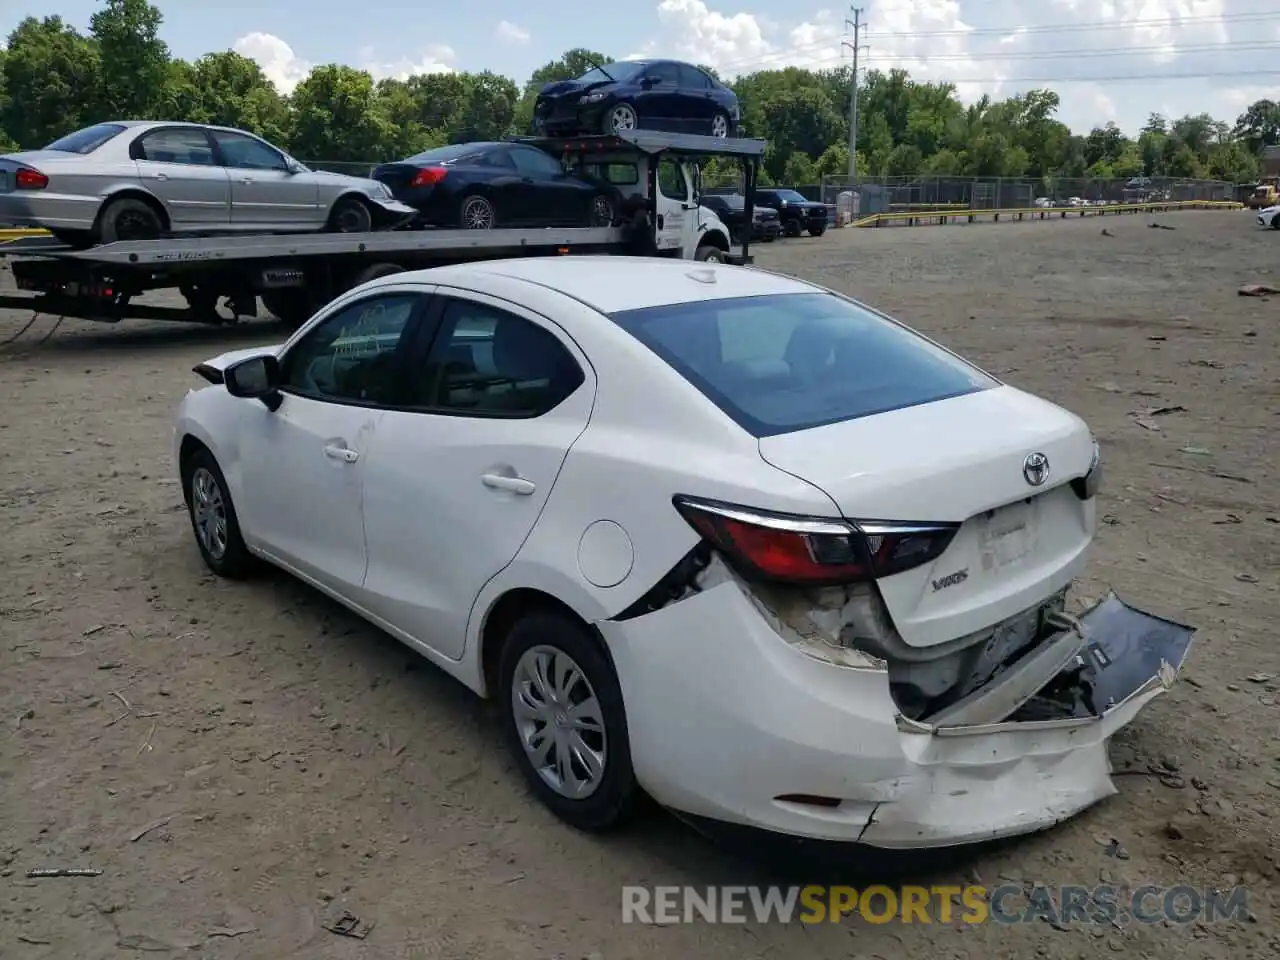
225, 354, 281, 401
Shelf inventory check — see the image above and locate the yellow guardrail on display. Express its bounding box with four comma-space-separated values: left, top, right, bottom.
853, 200, 1243, 227
0, 228, 51, 240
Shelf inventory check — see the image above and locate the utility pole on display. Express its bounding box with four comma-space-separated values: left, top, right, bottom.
842, 8, 866, 181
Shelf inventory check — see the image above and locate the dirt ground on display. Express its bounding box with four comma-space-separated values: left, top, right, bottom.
0, 211, 1276, 959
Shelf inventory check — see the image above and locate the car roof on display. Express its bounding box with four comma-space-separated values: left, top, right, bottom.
417, 256, 820, 314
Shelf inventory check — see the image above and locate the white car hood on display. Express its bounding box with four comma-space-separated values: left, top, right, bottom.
1259, 204, 1280, 216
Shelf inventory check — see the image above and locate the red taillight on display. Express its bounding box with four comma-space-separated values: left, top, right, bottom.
15, 168, 48, 190
410, 166, 447, 187
673, 497, 958, 585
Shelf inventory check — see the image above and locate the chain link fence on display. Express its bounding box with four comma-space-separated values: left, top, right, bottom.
816, 175, 1235, 218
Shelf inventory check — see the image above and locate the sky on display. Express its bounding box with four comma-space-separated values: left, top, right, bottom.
4, 0, 1279, 136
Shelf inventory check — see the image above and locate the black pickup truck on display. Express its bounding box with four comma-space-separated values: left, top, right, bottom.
753, 188, 830, 237
698, 193, 781, 243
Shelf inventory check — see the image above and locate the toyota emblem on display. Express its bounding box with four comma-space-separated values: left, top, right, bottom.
1023, 452, 1050, 486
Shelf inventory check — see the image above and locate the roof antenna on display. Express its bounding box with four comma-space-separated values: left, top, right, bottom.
687, 267, 717, 284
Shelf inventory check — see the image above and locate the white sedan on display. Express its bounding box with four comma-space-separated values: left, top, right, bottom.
173, 257, 1195, 849
1256, 204, 1280, 228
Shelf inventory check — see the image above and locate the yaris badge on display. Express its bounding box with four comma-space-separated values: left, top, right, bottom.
1022, 452, 1050, 486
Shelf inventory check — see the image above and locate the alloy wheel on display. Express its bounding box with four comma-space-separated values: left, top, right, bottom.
511, 644, 607, 800
461, 197, 494, 229
191, 466, 228, 561
711, 114, 729, 138
609, 104, 638, 134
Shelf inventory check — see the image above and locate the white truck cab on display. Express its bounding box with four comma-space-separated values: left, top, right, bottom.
560, 137, 753, 262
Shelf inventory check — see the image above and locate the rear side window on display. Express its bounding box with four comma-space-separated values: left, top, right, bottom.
609, 293, 995, 437
43, 123, 127, 154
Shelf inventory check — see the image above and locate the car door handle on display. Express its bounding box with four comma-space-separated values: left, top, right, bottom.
240, 177, 254, 184
152, 173, 168, 181
324, 444, 359, 463
482, 473, 536, 495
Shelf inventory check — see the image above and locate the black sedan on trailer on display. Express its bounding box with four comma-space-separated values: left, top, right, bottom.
371, 141, 620, 229
534, 59, 740, 139
699, 193, 780, 243
753, 188, 830, 236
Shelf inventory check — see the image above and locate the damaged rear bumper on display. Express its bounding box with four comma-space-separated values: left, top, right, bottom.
598, 585, 1194, 850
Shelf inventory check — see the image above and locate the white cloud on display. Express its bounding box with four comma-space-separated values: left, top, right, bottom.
358, 43, 456, 80
495, 20, 530, 44
234, 33, 455, 93
632, 0, 1273, 133
233, 32, 311, 94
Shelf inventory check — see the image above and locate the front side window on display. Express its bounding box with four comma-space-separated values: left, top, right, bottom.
609, 293, 995, 437
281, 293, 420, 405
213, 131, 289, 171
645, 62, 680, 84
134, 127, 215, 165
657, 157, 688, 201
410, 299, 584, 417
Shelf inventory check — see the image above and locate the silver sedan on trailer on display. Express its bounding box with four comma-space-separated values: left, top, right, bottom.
0, 121, 415, 246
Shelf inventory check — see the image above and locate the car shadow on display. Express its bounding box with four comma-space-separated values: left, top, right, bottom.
0, 317, 286, 358
227, 563, 1016, 890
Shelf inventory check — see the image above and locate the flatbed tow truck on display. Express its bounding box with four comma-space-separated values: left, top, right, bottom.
0, 130, 764, 328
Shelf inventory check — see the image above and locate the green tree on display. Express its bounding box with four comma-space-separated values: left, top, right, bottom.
289, 64, 393, 162
88, 0, 171, 119
182, 51, 290, 144
1233, 99, 1280, 154
1, 16, 103, 147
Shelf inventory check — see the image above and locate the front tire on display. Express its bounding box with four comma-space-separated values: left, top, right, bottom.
710, 111, 730, 139
328, 196, 373, 233
783, 219, 803, 238
183, 448, 254, 579
694, 243, 726, 262
498, 610, 637, 832
808, 222, 827, 237
604, 102, 639, 136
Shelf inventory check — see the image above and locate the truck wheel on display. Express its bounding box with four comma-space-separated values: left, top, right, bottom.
783, 220, 802, 238
694, 243, 726, 263
261, 290, 314, 329
328, 196, 373, 233
351, 262, 405, 287
808, 223, 827, 237
99, 197, 163, 243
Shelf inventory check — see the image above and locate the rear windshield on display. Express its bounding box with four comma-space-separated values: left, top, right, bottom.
43, 123, 127, 154
609, 293, 995, 437
408, 143, 502, 165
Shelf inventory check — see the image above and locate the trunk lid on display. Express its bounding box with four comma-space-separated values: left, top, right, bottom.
757, 385, 1097, 648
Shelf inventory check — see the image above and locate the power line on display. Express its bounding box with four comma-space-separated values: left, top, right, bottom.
710, 10, 1280, 73
842, 7, 865, 178
863, 40, 1280, 63
854, 68, 1280, 84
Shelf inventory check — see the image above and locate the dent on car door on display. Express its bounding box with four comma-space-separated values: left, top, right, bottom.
236, 289, 430, 598
130, 127, 231, 230
213, 130, 319, 228
361, 292, 595, 660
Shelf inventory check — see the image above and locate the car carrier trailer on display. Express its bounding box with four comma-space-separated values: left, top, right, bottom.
0, 130, 765, 329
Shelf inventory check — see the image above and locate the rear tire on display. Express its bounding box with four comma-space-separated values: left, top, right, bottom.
328, 196, 373, 233
183, 447, 255, 579
98, 197, 163, 243
261, 289, 315, 329
459, 195, 496, 229
498, 610, 638, 832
